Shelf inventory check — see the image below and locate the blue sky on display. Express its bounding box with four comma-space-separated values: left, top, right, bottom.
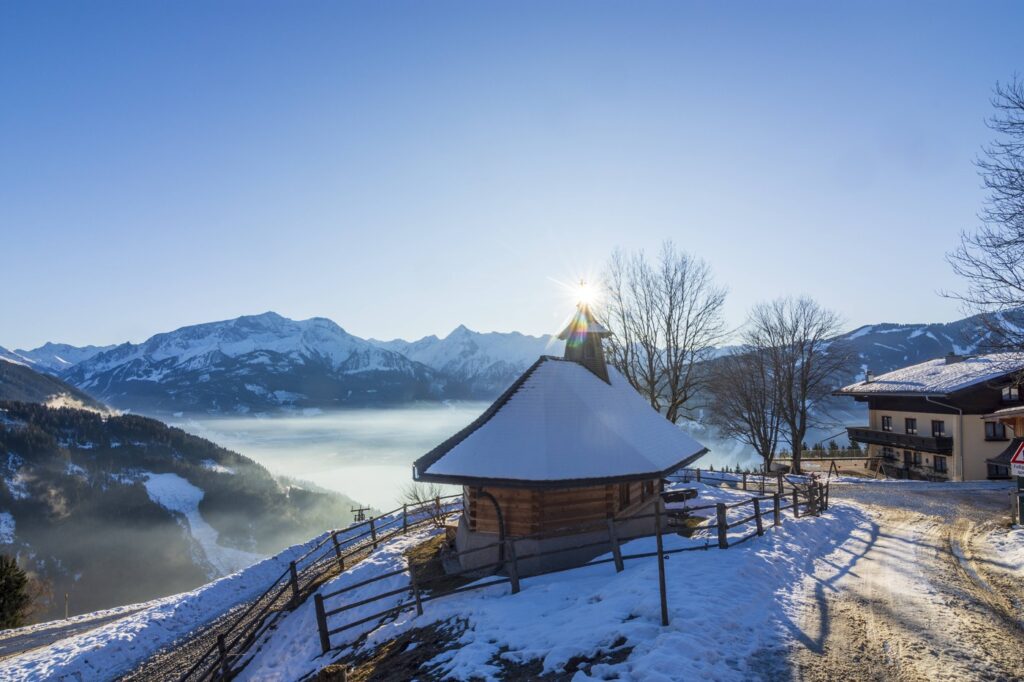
2, 2, 1022, 349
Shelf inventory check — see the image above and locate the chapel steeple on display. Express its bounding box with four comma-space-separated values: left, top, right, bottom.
558, 300, 612, 383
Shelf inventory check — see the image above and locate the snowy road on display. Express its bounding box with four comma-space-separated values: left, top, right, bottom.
0, 600, 157, 662
792, 481, 1024, 682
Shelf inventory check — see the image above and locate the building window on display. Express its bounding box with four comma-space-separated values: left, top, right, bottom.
985, 421, 1007, 441
934, 456, 948, 473
642, 480, 655, 500
931, 420, 946, 437
618, 482, 631, 509
903, 450, 912, 467
913, 451, 922, 466
881, 416, 893, 432
1002, 385, 1020, 402
905, 418, 917, 435
881, 446, 895, 460
988, 462, 1010, 479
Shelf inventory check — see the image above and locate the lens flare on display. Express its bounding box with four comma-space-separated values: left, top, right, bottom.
576, 280, 599, 306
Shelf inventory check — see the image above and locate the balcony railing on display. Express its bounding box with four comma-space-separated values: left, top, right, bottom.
846, 426, 954, 455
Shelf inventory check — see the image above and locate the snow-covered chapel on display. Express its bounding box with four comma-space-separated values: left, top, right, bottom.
412, 302, 708, 574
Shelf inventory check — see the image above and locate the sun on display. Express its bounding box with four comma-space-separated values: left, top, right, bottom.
575, 279, 600, 307
549, 274, 604, 311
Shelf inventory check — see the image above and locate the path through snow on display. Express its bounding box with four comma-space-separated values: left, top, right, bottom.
791, 480, 1024, 681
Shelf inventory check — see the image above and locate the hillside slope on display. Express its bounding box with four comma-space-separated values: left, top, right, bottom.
0, 402, 359, 620
0, 357, 106, 411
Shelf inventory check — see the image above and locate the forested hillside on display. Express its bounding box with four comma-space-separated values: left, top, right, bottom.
0, 402, 359, 621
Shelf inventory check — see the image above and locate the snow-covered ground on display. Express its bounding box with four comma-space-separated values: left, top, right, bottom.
980, 524, 1024, 573
143, 472, 261, 576
791, 480, 1024, 681
0, 511, 14, 544
0, 532, 336, 681
238, 482, 864, 681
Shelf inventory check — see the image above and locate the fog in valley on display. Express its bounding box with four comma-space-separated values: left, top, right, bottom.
177, 405, 763, 511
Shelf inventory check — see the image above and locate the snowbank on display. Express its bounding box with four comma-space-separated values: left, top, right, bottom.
1, 531, 335, 681
240, 486, 867, 681
237, 530, 440, 681
980, 524, 1024, 575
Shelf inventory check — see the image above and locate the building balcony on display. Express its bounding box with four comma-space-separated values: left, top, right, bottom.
846, 426, 954, 455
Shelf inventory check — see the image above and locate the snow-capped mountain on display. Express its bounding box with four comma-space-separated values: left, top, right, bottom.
831, 309, 1024, 381
61, 312, 445, 414
0, 346, 32, 366
371, 325, 561, 396
13, 342, 116, 373
9, 307, 1024, 417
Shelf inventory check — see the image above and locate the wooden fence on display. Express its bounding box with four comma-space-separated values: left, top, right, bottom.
312, 477, 830, 656
180, 494, 464, 682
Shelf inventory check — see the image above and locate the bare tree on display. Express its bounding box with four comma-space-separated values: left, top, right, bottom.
707, 346, 784, 471
400, 482, 448, 528
747, 297, 852, 474
603, 242, 728, 423
948, 77, 1024, 349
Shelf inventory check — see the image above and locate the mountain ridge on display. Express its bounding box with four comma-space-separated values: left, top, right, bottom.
6, 308, 1020, 416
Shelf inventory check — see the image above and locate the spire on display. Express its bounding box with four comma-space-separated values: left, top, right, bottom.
558, 302, 612, 383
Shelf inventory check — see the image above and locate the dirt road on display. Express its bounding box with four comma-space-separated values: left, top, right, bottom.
792, 481, 1024, 682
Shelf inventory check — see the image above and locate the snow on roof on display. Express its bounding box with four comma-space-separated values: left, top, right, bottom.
984, 405, 1024, 419
837, 353, 1024, 397
414, 356, 707, 486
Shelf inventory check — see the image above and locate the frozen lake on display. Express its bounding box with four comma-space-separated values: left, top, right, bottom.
177, 404, 756, 511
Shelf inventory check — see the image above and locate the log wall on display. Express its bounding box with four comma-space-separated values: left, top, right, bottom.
466, 479, 663, 537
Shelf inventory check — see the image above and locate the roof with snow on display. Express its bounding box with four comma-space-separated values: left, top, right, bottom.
413, 356, 708, 487
836, 353, 1024, 397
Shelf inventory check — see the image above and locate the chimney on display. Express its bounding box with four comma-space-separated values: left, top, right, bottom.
944, 353, 965, 365
865, 369, 874, 383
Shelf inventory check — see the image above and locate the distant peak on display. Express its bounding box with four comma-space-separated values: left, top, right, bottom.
448, 324, 474, 337
242, 311, 286, 323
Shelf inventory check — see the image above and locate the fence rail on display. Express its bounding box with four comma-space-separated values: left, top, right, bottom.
180, 493, 463, 681
311, 476, 831, 657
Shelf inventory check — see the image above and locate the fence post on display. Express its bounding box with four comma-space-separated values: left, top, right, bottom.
807, 484, 818, 516
314, 593, 331, 654
777, 472, 784, 493
434, 495, 441, 522
715, 503, 729, 549
217, 633, 229, 678
331, 531, 343, 567
409, 567, 424, 616
289, 561, 300, 607
654, 501, 669, 626
759, 474, 765, 495
696, 468, 701, 483
742, 472, 748, 491
505, 539, 521, 594
753, 498, 764, 536
825, 482, 830, 510
402, 503, 408, 533
370, 517, 378, 549
607, 518, 624, 573
792, 490, 800, 518
773, 492, 781, 527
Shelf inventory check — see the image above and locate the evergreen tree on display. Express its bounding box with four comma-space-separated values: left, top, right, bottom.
0, 555, 32, 629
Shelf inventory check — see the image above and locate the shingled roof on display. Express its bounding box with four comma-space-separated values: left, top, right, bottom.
412, 355, 708, 488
